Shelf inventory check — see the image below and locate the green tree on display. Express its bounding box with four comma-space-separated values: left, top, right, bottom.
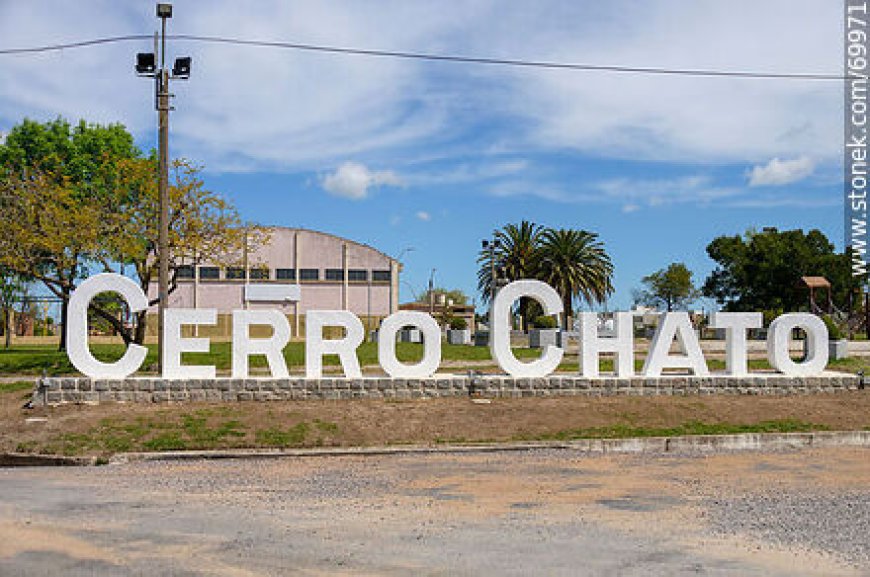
634, 262, 699, 311
702, 228, 862, 312
0, 267, 27, 348
0, 118, 256, 347
537, 228, 613, 328
111, 157, 259, 344
0, 118, 139, 350
477, 220, 544, 329
417, 287, 469, 306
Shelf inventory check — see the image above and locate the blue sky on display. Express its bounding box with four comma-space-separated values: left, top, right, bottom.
0, 0, 844, 311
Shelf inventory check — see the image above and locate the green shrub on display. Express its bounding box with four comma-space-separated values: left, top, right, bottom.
822, 315, 843, 340
532, 315, 558, 329
449, 317, 468, 330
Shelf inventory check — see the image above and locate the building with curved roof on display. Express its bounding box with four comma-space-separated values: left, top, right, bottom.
147, 227, 400, 338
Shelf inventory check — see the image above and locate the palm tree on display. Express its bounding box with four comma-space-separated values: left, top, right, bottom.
477, 221, 543, 329
537, 228, 613, 329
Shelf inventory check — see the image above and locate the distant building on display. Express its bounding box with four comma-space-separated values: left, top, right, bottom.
147, 227, 400, 337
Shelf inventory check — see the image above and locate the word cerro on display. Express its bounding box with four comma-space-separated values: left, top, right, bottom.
67, 274, 829, 380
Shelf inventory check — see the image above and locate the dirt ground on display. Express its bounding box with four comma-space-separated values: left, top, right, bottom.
0, 446, 867, 576
3, 388, 869, 456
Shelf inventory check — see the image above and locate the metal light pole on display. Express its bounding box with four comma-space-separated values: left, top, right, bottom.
428, 268, 436, 315
482, 238, 501, 324
135, 3, 191, 371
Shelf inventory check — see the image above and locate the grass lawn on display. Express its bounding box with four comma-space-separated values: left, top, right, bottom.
1, 342, 866, 377
0, 342, 543, 376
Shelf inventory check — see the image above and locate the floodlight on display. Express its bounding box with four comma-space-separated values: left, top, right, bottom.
172, 56, 191, 78
157, 3, 173, 18
135, 52, 156, 75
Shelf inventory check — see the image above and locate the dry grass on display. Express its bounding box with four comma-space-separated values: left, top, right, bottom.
4, 387, 869, 457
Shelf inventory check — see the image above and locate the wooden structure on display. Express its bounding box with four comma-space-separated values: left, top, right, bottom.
799, 276, 832, 314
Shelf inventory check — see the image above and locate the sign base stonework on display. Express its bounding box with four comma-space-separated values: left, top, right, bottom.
30, 373, 858, 406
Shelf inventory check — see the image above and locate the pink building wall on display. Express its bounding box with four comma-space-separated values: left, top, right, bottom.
148, 227, 399, 319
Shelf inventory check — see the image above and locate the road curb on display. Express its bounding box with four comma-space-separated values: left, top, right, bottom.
3, 430, 867, 467
0, 453, 98, 467
107, 430, 870, 465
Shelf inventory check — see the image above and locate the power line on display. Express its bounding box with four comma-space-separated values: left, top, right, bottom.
0, 34, 151, 55
0, 33, 846, 81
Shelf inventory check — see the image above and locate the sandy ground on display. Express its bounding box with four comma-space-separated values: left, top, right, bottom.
0, 446, 867, 576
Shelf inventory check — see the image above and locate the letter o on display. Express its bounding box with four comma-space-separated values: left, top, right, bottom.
766, 313, 828, 376
378, 311, 441, 378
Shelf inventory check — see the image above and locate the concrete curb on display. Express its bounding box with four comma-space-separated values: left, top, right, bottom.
3, 430, 867, 467
0, 453, 98, 467
107, 430, 870, 465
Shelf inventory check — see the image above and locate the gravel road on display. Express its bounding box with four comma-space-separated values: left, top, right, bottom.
0, 446, 867, 576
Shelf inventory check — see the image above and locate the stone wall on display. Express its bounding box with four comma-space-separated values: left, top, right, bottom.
30, 373, 861, 405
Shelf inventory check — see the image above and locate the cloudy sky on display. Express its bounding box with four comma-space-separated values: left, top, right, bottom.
0, 0, 843, 310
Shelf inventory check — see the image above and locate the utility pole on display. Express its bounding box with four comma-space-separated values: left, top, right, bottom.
428, 268, 436, 315
157, 12, 170, 372
135, 3, 191, 372
482, 238, 501, 325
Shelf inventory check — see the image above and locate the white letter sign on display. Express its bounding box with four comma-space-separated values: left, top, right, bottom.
767, 313, 828, 376
579, 312, 634, 377
378, 311, 441, 378
305, 311, 364, 378
709, 312, 762, 376
164, 309, 217, 379
232, 310, 291, 378
67, 273, 148, 379
491, 280, 564, 377
642, 312, 709, 377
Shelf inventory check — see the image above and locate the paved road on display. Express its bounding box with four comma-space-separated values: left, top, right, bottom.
0, 447, 868, 576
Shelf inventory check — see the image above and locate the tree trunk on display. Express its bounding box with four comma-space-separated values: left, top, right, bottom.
134, 310, 148, 345
563, 295, 572, 330
3, 307, 9, 349
58, 289, 69, 352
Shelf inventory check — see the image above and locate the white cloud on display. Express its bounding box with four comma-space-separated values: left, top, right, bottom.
622, 203, 640, 213
747, 156, 815, 186
408, 159, 528, 186
416, 210, 431, 221
321, 161, 402, 200
0, 1, 842, 172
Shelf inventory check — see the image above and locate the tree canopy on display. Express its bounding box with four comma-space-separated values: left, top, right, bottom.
702, 228, 862, 313
0, 117, 255, 347
417, 287, 469, 306
477, 220, 613, 329
634, 262, 699, 311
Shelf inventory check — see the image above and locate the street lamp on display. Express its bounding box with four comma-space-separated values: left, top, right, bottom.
135, 3, 191, 371
428, 268, 437, 314
482, 238, 502, 315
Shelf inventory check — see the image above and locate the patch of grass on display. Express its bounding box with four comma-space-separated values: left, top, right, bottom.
0, 380, 35, 393
514, 419, 828, 442
255, 422, 309, 447
313, 419, 339, 434
143, 431, 187, 451
180, 414, 247, 447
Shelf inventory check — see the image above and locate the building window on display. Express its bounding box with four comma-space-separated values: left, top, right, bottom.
199, 266, 220, 280
325, 269, 344, 281
348, 269, 367, 281
226, 267, 246, 280
249, 267, 269, 280
299, 269, 319, 281
372, 270, 391, 282
176, 265, 194, 279
276, 268, 296, 281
